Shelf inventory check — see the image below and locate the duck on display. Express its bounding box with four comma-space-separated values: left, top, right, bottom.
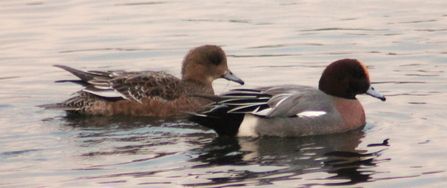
38, 45, 245, 117
188, 59, 386, 137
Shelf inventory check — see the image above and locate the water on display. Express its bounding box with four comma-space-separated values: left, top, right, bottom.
1, 0, 447, 187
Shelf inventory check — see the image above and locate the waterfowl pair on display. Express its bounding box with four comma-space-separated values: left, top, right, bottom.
39, 45, 244, 117
189, 59, 386, 137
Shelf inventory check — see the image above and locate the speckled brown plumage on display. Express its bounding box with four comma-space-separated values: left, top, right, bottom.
39, 45, 244, 117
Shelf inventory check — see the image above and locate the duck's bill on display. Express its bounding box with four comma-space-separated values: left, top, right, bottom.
366, 85, 386, 101
222, 70, 245, 85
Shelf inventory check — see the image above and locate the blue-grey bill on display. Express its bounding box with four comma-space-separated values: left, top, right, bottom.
222, 70, 245, 85
366, 85, 386, 101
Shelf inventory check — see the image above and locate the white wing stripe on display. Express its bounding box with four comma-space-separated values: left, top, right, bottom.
275, 94, 292, 107
252, 108, 273, 116
227, 104, 263, 113
297, 111, 327, 117
83, 89, 122, 98
224, 101, 267, 106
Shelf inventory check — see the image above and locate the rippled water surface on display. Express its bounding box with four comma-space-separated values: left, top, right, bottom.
1, 0, 447, 187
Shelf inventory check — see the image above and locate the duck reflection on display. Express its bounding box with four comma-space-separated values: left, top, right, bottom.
187, 128, 389, 186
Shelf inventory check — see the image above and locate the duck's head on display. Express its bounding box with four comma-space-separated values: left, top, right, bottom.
318, 59, 386, 101
181, 45, 244, 85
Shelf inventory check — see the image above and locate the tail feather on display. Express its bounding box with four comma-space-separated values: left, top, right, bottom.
54, 65, 102, 82
55, 80, 90, 86
36, 103, 79, 111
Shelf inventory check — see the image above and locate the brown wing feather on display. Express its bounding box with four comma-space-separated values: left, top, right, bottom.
107, 71, 183, 102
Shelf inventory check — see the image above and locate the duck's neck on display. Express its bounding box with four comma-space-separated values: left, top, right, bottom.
182, 80, 214, 95
319, 88, 358, 100
318, 78, 360, 100
331, 96, 366, 130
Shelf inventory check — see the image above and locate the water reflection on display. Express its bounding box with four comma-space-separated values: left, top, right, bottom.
46, 115, 390, 186
59, 113, 170, 129
186, 129, 389, 186
51, 114, 213, 157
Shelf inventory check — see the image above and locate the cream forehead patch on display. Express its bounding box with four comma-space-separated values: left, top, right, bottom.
356, 60, 370, 82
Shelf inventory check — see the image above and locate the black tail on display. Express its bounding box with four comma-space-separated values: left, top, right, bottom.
188, 105, 244, 137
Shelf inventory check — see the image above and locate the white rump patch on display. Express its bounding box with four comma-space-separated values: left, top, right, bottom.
297, 111, 327, 118
237, 114, 259, 137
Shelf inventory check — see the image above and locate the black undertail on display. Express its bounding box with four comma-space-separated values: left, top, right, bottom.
188, 105, 244, 137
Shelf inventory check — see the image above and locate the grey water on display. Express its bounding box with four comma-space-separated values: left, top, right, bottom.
1, 0, 447, 187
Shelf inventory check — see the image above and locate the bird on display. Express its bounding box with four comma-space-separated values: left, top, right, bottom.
38, 45, 244, 117
189, 59, 386, 137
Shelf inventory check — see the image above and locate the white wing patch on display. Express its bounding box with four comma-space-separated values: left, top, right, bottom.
297, 111, 327, 117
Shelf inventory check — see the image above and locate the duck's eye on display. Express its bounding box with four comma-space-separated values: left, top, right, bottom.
211, 58, 221, 65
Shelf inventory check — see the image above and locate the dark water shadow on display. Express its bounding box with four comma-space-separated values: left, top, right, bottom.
185, 128, 390, 187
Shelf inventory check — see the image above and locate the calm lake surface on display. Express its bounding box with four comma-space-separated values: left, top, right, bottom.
1, 0, 447, 187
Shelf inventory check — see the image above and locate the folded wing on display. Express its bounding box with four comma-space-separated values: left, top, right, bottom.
196, 85, 323, 118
